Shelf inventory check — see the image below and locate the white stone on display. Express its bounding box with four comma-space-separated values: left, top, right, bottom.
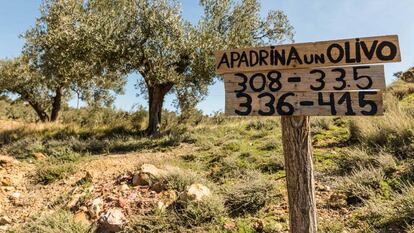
98, 208, 125, 233
182, 184, 211, 201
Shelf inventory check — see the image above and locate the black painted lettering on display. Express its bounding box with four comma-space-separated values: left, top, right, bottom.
217, 53, 230, 69
287, 47, 303, 66
304, 54, 314, 64
230, 52, 241, 68
238, 52, 249, 67
314, 54, 325, 64
274, 49, 286, 65
355, 39, 361, 62
249, 73, 266, 92
327, 43, 344, 63
345, 42, 356, 63
270, 46, 275, 65
249, 51, 259, 67
376, 41, 397, 61
361, 40, 378, 60
259, 50, 269, 66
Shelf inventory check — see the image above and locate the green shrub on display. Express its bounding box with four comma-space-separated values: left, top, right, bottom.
10, 210, 89, 233
127, 196, 224, 232
336, 166, 387, 203
173, 195, 225, 228
224, 174, 276, 217
349, 97, 414, 159
336, 148, 396, 175
161, 167, 201, 193
358, 184, 414, 231
36, 163, 77, 184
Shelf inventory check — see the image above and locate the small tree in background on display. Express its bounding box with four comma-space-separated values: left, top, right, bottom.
85, 0, 294, 135
0, 0, 126, 122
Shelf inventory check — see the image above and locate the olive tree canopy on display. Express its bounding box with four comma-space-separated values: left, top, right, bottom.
85, 0, 294, 135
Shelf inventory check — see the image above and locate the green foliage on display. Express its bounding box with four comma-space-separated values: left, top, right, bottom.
356, 184, 414, 231
337, 166, 387, 203
36, 162, 77, 184
224, 173, 277, 217
9, 210, 89, 233
349, 94, 414, 159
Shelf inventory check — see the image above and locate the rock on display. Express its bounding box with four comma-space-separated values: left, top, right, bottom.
132, 172, 150, 186
150, 181, 165, 193
0, 156, 18, 168
98, 208, 126, 233
157, 190, 177, 211
120, 184, 129, 191
1, 177, 12, 186
182, 184, 211, 202
73, 211, 90, 225
141, 164, 163, 177
0, 216, 11, 225
89, 198, 104, 219
9, 192, 21, 201
32, 152, 47, 160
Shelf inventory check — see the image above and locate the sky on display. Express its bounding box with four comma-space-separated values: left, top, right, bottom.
0, 0, 413, 114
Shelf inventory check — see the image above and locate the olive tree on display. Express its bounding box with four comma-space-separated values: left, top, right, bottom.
14, 0, 125, 122
85, 0, 294, 135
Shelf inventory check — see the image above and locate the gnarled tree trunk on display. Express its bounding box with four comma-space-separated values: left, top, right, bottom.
50, 87, 62, 122
146, 83, 173, 136
27, 100, 49, 123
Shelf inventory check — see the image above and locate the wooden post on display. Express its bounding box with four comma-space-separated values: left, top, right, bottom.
281, 116, 317, 233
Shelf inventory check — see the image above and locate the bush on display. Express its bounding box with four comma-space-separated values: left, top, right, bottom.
172, 195, 225, 228
358, 184, 414, 231
10, 210, 90, 233
36, 163, 77, 184
336, 166, 388, 203
127, 195, 225, 232
224, 174, 276, 217
161, 167, 201, 193
349, 96, 414, 159
336, 148, 396, 175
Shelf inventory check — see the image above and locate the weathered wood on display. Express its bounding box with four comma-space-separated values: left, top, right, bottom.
224, 65, 385, 93
215, 35, 400, 74
225, 90, 383, 116
281, 116, 316, 233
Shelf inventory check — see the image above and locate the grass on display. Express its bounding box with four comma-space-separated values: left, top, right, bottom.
8, 210, 90, 233
4, 78, 414, 232
224, 172, 278, 217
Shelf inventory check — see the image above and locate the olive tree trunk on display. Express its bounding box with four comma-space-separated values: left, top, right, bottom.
146, 83, 173, 136
281, 116, 317, 233
50, 87, 63, 122
27, 100, 49, 122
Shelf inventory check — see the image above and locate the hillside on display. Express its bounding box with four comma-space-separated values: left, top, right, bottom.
0, 80, 414, 233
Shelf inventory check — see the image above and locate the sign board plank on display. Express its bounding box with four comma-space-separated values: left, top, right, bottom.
215, 35, 400, 74
224, 65, 385, 93
225, 91, 383, 116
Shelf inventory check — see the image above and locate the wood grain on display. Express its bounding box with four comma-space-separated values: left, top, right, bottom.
281, 116, 317, 233
225, 91, 383, 116
215, 35, 400, 74
224, 65, 385, 92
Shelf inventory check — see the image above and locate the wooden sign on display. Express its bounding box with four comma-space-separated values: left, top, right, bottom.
215, 35, 401, 233
224, 65, 385, 93
216, 35, 400, 74
225, 90, 383, 116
